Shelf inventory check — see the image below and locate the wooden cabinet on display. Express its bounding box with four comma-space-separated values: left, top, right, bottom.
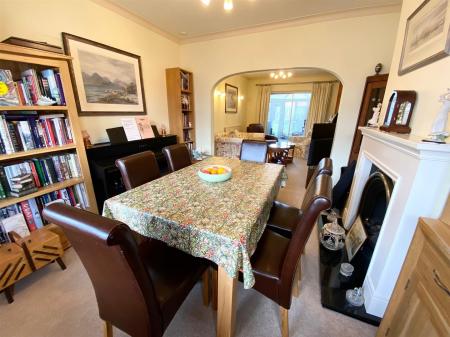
376, 217, 449, 337
165, 68, 195, 149
348, 74, 388, 163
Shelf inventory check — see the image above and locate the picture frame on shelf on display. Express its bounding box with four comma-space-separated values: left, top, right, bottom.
62, 33, 146, 116
225, 83, 238, 113
345, 216, 367, 261
398, 0, 450, 75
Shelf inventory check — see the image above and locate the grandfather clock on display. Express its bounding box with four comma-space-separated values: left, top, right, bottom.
348, 73, 389, 163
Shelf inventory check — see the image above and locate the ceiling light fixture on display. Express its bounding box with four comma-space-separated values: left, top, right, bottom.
269, 70, 294, 80
201, 0, 211, 6
224, 0, 233, 11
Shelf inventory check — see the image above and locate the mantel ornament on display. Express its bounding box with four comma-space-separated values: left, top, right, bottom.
426, 89, 450, 143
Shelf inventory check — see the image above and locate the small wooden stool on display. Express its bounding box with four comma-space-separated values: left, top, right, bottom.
0, 242, 33, 303
2, 228, 67, 303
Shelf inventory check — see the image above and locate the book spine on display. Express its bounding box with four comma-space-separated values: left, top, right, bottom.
64, 119, 73, 142
0, 116, 14, 154
39, 158, 51, 185
18, 120, 35, 150
41, 69, 61, 105
28, 118, 42, 148
27, 198, 44, 228
6, 121, 22, 152
54, 73, 66, 105
19, 200, 37, 231
32, 159, 47, 186
0, 166, 11, 196
28, 160, 41, 187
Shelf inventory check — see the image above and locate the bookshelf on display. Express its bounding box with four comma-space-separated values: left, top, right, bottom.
0, 43, 98, 219
165, 68, 195, 149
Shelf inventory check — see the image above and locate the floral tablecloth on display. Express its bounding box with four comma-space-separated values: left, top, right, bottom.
103, 157, 284, 289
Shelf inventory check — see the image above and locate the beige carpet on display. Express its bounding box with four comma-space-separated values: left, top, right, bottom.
0, 159, 377, 337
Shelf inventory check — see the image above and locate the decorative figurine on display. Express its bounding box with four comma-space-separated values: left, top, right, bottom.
320, 218, 346, 251
346, 287, 364, 307
375, 63, 383, 75
426, 89, 450, 143
367, 103, 382, 127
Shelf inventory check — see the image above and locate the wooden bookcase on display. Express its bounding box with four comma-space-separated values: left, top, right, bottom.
0, 43, 98, 214
165, 68, 195, 149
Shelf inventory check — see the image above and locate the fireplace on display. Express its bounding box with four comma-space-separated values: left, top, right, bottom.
343, 127, 450, 317
352, 170, 393, 280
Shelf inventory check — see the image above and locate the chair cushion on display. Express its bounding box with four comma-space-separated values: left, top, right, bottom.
266, 201, 301, 238
138, 238, 206, 330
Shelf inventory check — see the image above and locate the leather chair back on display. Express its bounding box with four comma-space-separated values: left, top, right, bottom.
162, 144, 192, 172
240, 139, 268, 163
42, 203, 164, 337
115, 151, 160, 190
306, 157, 333, 190
247, 123, 265, 133
279, 174, 332, 308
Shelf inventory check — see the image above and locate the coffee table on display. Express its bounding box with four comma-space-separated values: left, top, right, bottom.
268, 141, 295, 165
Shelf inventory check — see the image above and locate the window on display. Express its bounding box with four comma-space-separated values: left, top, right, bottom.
266, 92, 312, 139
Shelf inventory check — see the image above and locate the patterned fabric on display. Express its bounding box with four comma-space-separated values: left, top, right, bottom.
215, 132, 265, 158
103, 157, 284, 289
289, 136, 311, 159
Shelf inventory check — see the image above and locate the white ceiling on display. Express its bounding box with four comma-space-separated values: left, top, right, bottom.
106, 0, 401, 40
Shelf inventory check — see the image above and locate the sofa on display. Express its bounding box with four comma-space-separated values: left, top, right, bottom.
215, 130, 265, 158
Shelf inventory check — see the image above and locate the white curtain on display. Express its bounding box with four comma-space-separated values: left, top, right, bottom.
305, 82, 334, 135
257, 85, 272, 128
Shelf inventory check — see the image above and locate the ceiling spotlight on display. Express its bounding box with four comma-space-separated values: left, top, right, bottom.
224, 0, 233, 11
270, 72, 275, 78
287, 72, 293, 77
201, 0, 210, 5
274, 75, 279, 79
279, 71, 285, 76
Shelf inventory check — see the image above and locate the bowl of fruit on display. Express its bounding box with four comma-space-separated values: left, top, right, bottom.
197, 165, 232, 183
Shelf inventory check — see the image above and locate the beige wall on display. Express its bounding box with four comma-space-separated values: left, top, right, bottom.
0, 0, 179, 144
181, 11, 400, 176
381, 0, 450, 135
244, 72, 340, 127
213, 75, 249, 134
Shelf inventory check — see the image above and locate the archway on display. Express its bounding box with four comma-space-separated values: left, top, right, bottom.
211, 68, 342, 166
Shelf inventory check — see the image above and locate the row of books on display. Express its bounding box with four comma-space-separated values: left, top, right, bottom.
0, 68, 66, 106
0, 184, 89, 244
0, 153, 81, 198
0, 112, 73, 154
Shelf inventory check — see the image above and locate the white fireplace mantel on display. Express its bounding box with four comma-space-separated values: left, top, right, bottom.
343, 127, 450, 317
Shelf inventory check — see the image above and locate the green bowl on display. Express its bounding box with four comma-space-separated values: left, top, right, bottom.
197, 165, 232, 183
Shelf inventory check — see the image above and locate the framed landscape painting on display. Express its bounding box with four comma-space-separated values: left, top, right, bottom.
62, 33, 146, 116
225, 84, 238, 113
398, 0, 450, 75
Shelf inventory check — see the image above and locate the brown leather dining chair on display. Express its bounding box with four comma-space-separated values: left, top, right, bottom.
243, 173, 332, 337
239, 139, 268, 163
267, 157, 333, 238
42, 203, 208, 337
115, 151, 161, 190
162, 143, 192, 172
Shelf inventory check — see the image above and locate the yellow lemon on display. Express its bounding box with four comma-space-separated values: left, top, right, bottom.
217, 167, 225, 174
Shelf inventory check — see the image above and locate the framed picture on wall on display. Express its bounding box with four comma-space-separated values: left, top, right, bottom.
225, 83, 238, 113
62, 33, 146, 116
398, 0, 450, 75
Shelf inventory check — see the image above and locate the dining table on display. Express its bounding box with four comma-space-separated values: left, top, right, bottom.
103, 156, 285, 337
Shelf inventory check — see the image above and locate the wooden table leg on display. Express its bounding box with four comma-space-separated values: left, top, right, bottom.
217, 266, 237, 337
